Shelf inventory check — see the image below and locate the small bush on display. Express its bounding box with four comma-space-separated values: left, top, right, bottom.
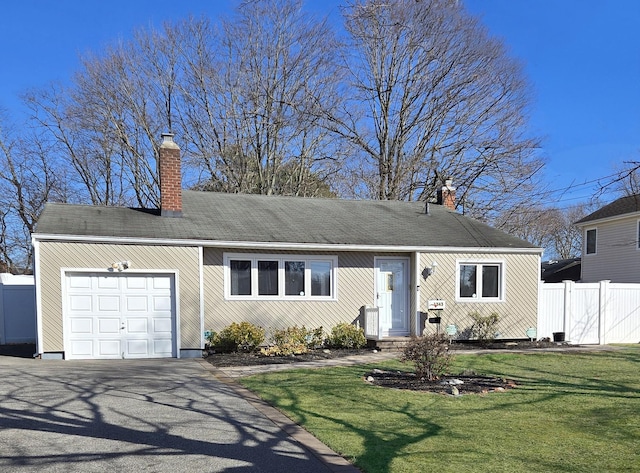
469, 312, 500, 343
327, 323, 366, 349
401, 333, 453, 381
261, 326, 324, 356
212, 322, 265, 353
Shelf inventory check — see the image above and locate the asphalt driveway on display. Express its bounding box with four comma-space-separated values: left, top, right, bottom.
0, 354, 343, 472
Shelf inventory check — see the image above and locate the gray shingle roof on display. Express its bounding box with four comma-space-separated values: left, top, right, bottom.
34, 191, 537, 249
575, 194, 640, 225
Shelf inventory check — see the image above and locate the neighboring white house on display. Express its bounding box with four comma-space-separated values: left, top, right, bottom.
575, 194, 640, 283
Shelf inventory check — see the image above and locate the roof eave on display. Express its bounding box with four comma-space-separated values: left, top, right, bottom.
575, 209, 640, 227
32, 233, 543, 255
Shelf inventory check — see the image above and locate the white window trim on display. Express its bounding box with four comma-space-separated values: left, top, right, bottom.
223, 253, 338, 301
585, 227, 597, 255
455, 259, 505, 303
637, 220, 640, 250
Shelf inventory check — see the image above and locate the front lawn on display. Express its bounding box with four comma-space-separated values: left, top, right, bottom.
240, 347, 640, 473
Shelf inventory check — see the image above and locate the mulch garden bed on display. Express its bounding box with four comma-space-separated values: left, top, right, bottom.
364, 369, 517, 395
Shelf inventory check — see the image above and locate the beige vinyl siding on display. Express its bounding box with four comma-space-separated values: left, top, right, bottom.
37, 242, 201, 352
419, 252, 539, 339
203, 249, 378, 336
581, 216, 640, 283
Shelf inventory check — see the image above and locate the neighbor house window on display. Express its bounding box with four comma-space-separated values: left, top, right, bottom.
586, 228, 597, 255
225, 254, 337, 300
457, 261, 503, 301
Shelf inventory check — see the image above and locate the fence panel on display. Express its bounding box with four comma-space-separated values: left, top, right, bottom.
570, 284, 600, 344
539, 281, 640, 344
606, 285, 640, 343
537, 283, 565, 339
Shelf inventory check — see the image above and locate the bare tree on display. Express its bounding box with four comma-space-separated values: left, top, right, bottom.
176, 2, 345, 196
0, 110, 60, 272
23, 22, 180, 207
494, 202, 592, 259
331, 0, 543, 216
605, 159, 640, 196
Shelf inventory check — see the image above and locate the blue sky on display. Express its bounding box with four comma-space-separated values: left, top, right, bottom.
2, 1, 638, 207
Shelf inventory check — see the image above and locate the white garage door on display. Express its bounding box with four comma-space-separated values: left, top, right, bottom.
65, 273, 176, 360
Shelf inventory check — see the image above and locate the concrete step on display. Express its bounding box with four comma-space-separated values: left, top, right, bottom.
367, 337, 411, 351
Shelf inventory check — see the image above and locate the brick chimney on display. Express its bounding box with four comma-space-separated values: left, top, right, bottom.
159, 133, 182, 217
437, 178, 456, 210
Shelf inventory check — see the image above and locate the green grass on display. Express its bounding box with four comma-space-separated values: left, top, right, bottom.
240, 347, 640, 473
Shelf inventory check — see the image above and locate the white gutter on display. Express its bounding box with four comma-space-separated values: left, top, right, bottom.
32, 233, 544, 255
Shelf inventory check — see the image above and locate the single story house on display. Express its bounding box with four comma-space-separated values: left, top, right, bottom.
32, 134, 542, 360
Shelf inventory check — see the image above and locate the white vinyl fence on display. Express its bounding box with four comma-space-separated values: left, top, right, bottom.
0, 273, 36, 344
539, 280, 640, 345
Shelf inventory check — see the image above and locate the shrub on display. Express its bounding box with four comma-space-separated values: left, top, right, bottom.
327, 323, 366, 349
261, 326, 325, 356
401, 333, 453, 381
469, 312, 500, 343
212, 322, 265, 353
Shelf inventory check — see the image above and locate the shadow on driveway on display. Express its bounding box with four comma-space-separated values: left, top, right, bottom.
0, 357, 340, 472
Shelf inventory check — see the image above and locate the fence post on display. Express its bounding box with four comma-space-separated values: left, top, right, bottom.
598, 280, 610, 345
563, 280, 573, 341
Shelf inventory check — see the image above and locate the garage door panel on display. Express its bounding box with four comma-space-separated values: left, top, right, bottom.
153, 318, 172, 334
153, 296, 172, 311
127, 318, 148, 333
69, 295, 92, 311
97, 276, 119, 289
70, 317, 93, 334
126, 276, 148, 289
153, 339, 173, 356
98, 295, 120, 312
70, 340, 94, 357
126, 339, 149, 356
126, 296, 148, 311
98, 318, 120, 334
98, 339, 121, 357
69, 276, 92, 289
66, 273, 176, 360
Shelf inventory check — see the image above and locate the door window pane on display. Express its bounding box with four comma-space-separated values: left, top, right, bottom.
285, 261, 305, 296
258, 261, 278, 295
230, 260, 251, 295
310, 261, 331, 296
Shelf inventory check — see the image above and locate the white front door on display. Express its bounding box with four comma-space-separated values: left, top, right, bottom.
65, 273, 176, 359
376, 258, 410, 336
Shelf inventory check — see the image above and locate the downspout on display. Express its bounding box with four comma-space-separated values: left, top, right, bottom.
414, 251, 421, 337
199, 246, 205, 349
32, 236, 43, 358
